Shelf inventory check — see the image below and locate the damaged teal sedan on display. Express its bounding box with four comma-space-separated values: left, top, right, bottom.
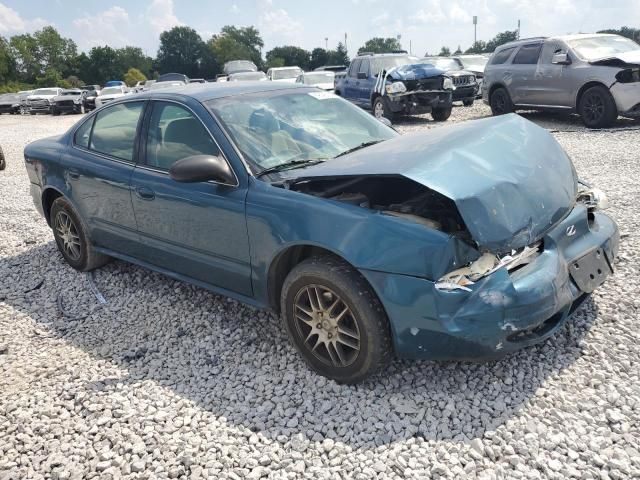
24, 82, 619, 383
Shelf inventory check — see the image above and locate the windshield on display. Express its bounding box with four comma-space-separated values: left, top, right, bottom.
101, 87, 123, 95
149, 81, 185, 90
61, 91, 80, 96
567, 35, 640, 60
422, 58, 461, 70
230, 72, 267, 81
370, 55, 420, 73
458, 56, 488, 70
207, 89, 397, 173
225, 60, 257, 74
33, 89, 58, 96
272, 68, 302, 80
80, 85, 96, 92
302, 72, 334, 85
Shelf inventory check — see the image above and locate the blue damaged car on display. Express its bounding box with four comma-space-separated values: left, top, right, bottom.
23, 82, 619, 383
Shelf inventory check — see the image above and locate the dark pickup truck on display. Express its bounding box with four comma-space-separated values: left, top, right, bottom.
335, 52, 453, 121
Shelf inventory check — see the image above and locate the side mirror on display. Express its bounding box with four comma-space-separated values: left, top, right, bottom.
169, 155, 236, 185
552, 53, 571, 65
357, 72, 368, 80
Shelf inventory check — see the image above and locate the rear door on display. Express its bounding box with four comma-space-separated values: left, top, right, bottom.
129, 99, 252, 296
532, 41, 574, 107
60, 100, 145, 255
509, 43, 543, 105
357, 58, 373, 106
342, 59, 361, 101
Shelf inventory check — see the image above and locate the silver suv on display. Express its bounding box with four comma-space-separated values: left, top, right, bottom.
483, 34, 640, 128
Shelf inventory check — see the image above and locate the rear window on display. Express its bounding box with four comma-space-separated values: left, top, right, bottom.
513, 44, 543, 64
490, 47, 516, 65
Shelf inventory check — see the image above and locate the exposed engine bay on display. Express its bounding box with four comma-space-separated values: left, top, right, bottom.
284, 175, 473, 242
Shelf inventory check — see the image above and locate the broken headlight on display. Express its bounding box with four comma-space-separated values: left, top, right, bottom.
386, 82, 407, 94
443, 77, 454, 90
435, 243, 542, 292
577, 186, 609, 210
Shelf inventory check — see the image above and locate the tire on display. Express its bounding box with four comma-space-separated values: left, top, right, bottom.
490, 87, 514, 116
52, 108, 60, 116
30, 111, 36, 115
578, 85, 617, 129
281, 255, 393, 384
372, 96, 394, 121
463, 98, 474, 107
50, 197, 110, 272
0, 145, 6, 171
431, 107, 452, 121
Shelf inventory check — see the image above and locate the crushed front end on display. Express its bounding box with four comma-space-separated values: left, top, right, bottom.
361, 195, 619, 360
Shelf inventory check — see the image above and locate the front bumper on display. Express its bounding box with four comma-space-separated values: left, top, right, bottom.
361, 206, 619, 360
387, 90, 452, 114
452, 84, 479, 101
29, 104, 52, 113
53, 102, 83, 113
610, 82, 640, 116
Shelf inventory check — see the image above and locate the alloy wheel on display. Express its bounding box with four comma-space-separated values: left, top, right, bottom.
374, 101, 384, 118
583, 93, 604, 123
55, 211, 82, 261
293, 284, 360, 367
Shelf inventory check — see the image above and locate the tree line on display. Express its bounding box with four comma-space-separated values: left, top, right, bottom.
1, 24, 637, 93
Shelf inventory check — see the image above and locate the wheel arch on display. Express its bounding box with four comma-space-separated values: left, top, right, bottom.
575, 81, 611, 111
41, 186, 65, 226
488, 82, 508, 100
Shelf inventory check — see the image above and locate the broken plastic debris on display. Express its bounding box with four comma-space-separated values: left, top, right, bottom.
435, 282, 473, 292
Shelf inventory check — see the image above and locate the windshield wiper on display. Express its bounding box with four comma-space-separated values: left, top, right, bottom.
335, 140, 383, 158
256, 159, 326, 178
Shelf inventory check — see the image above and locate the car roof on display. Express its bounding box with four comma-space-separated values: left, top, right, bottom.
548, 33, 622, 42
132, 81, 308, 102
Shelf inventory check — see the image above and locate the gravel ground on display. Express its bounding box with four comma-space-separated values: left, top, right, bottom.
1, 105, 639, 480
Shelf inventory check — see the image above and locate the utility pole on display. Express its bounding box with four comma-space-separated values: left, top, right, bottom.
397, 34, 402, 51
345, 32, 348, 53
517, 19, 521, 39
409, 39, 412, 55
473, 16, 478, 45
325, 37, 328, 50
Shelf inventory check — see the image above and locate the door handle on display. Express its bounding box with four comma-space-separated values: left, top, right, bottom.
135, 186, 155, 200
68, 169, 80, 180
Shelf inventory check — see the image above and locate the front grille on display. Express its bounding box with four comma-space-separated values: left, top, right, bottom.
56, 100, 75, 107
404, 77, 443, 91
453, 75, 474, 86
29, 100, 49, 108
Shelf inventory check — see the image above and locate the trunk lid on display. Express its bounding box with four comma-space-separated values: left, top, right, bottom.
282, 114, 577, 253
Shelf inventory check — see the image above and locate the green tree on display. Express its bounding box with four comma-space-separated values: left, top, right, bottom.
465, 40, 487, 54
453, 45, 463, 55
328, 42, 349, 65
156, 26, 207, 78
309, 48, 329, 70
358, 37, 402, 54
33, 26, 77, 77
267, 57, 285, 68
485, 30, 518, 53
0, 36, 16, 84
9, 33, 39, 82
124, 67, 147, 86
219, 25, 263, 67
84, 46, 120, 84
65, 75, 84, 87
438, 46, 451, 56
208, 35, 254, 67
265, 46, 310, 69
35, 67, 69, 88
597, 26, 640, 42
116, 47, 153, 78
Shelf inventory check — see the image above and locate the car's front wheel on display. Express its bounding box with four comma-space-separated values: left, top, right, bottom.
463, 98, 474, 107
0, 145, 6, 170
490, 87, 514, 115
50, 197, 110, 271
373, 96, 394, 121
578, 85, 617, 129
281, 256, 392, 384
432, 107, 452, 121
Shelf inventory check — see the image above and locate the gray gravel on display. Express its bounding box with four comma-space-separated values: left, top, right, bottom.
1, 106, 639, 479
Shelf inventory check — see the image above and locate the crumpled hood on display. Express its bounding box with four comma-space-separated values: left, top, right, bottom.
388, 63, 446, 81
283, 114, 577, 253
590, 50, 640, 67
28, 95, 55, 100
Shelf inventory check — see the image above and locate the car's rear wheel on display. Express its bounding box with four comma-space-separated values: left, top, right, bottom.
578, 85, 617, 129
0, 145, 6, 170
432, 107, 452, 121
52, 108, 60, 116
373, 96, 394, 121
490, 87, 514, 116
50, 197, 110, 271
281, 256, 392, 384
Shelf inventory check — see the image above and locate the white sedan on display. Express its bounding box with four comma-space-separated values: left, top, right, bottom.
95, 86, 130, 108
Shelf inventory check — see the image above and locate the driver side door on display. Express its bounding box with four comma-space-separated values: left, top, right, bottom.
130, 100, 252, 296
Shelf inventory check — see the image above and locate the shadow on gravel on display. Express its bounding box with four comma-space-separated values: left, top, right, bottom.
1, 242, 601, 447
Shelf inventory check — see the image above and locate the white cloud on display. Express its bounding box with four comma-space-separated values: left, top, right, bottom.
146, 0, 183, 34
229, 4, 240, 14
72, 6, 130, 49
259, 7, 302, 39
0, 2, 48, 35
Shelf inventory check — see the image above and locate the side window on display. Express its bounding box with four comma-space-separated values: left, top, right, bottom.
90, 102, 144, 162
513, 44, 543, 65
358, 59, 370, 76
540, 43, 564, 64
146, 102, 219, 171
490, 47, 516, 65
348, 59, 362, 78
74, 117, 94, 149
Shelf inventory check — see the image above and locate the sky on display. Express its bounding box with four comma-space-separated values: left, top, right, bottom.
0, 0, 638, 57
